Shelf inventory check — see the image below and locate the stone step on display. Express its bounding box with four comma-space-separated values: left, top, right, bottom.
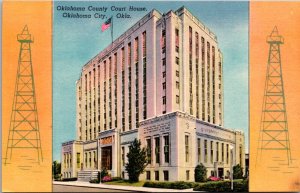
77, 170, 99, 181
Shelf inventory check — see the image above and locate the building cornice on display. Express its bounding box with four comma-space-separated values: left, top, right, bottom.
62, 140, 83, 146
120, 129, 138, 136
196, 132, 235, 144
139, 111, 243, 135
175, 6, 217, 42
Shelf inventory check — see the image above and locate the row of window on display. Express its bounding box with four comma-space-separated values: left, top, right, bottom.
63, 152, 72, 169
145, 170, 190, 181
188, 25, 222, 125
146, 135, 170, 164
80, 31, 147, 139
84, 150, 97, 169
146, 170, 169, 181
162, 29, 167, 114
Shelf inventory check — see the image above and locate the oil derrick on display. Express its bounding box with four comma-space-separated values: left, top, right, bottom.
257, 26, 292, 165
5, 25, 43, 164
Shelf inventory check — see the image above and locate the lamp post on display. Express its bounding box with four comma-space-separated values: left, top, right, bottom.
229, 145, 234, 191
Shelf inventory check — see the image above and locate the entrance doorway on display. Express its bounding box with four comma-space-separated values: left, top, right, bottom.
101, 146, 112, 170
218, 168, 224, 179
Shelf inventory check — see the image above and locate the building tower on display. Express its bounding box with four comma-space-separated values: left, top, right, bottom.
257, 26, 292, 165
5, 25, 43, 164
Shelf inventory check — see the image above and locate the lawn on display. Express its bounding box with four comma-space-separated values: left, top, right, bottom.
104, 180, 145, 187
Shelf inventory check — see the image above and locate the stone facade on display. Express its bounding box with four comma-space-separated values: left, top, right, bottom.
61, 6, 245, 182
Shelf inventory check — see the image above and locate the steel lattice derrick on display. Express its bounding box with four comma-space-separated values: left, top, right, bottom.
257, 26, 292, 165
5, 25, 43, 165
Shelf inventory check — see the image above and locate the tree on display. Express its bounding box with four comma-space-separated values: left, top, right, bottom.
194, 164, 207, 182
52, 161, 61, 180
233, 164, 243, 179
125, 138, 148, 182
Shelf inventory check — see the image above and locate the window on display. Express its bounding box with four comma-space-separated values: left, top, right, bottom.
142, 31, 146, 57
89, 152, 92, 167
222, 143, 224, 162
162, 82, 166, 90
226, 144, 229, 164
122, 146, 125, 166
146, 138, 151, 164
189, 26, 192, 55
164, 135, 169, 163
161, 29, 166, 49
175, 28, 179, 52
204, 140, 208, 163
239, 145, 242, 165
216, 142, 219, 162
185, 135, 189, 162
186, 170, 190, 181
176, 70, 179, 77
176, 81, 180, 89
146, 171, 151, 180
163, 171, 169, 181
155, 137, 160, 164
176, 95, 180, 104
176, 57, 179, 65
162, 58, 166, 66
155, 171, 159, 181
93, 151, 96, 168
195, 32, 199, 56
163, 71, 166, 78
64, 154, 66, 168
162, 96, 166, 105
210, 141, 213, 163
197, 138, 201, 163
85, 153, 87, 167
134, 37, 139, 62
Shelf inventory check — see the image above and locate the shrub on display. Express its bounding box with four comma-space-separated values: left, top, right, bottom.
100, 169, 109, 179
143, 181, 197, 189
89, 179, 99, 183
194, 164, 207, 182
193, 179, 248, 192
62, 177, 77, 181
111, 177, 123, 181
125, 139, 148, 182
208, 176, 222, 181
102, 176, 112, 182
233, 164, 244, 179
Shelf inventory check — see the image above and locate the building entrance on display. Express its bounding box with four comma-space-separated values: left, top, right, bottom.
218, 168, 224, 179
101, 146, 112, 170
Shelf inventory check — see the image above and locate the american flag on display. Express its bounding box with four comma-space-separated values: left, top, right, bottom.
101, 17, 112, 32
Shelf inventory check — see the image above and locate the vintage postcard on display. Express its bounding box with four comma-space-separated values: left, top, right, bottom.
1, 1, 300, 192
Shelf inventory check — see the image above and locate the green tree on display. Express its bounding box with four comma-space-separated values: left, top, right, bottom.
194, 164, 207, 182
125, 138, 148, 182
233, 164, 243, 179
52, 161, 61, 180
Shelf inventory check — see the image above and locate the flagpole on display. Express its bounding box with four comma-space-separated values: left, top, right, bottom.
111, 16, 113, 44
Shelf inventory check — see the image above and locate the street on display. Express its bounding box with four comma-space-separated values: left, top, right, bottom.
53, 184, 133, 192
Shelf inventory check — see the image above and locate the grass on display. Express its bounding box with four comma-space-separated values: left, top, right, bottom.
104, 180, 145, 187
104, 179, 245, 189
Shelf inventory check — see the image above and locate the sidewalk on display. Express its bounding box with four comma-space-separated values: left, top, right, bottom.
53, 181, 196, 192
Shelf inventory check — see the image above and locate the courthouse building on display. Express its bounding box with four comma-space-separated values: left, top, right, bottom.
61, 6, 245, 181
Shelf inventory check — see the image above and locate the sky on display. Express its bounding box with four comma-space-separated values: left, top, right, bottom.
53, 1, 249, 161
